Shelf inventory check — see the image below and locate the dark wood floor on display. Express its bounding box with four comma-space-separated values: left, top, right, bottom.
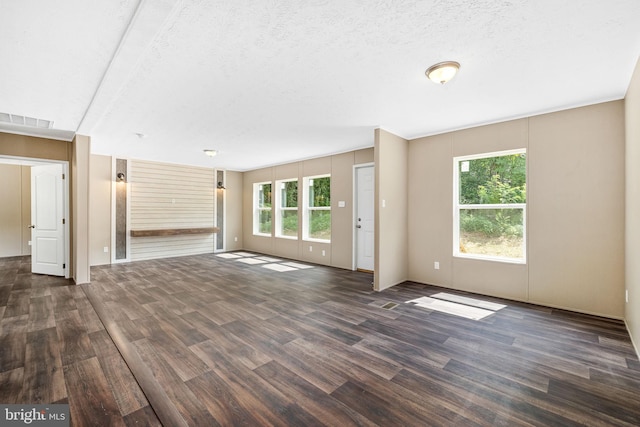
2, 254, 639, 426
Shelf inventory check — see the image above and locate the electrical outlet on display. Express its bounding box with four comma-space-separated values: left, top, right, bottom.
309, 246, 313, 252
28, 240, 32, 246
322, 250, 326, 256
103, 246, 109, 253
626, 289, 629, 303
434, 261, 440, 270
234, 237, 238, 242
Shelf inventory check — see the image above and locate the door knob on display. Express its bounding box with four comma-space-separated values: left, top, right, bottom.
356, 225, 362, 229
28, 225, 35, 229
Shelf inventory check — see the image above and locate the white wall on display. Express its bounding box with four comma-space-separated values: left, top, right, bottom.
129, 159, 215, 261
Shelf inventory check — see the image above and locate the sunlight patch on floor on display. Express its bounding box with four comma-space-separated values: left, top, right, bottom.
237, 257, 267, 265
262, 263, 298, 272
216, 252, 314, 273
281, 262, 313, 269
215, 253, 242, 259
406, 293, 506, 320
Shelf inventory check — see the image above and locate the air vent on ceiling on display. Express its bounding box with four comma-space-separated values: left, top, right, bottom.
0, 112, 53, 129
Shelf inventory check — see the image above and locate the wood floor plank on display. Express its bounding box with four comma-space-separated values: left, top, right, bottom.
55, 309, 96, 366
254, 360, 378, 427
26, 295, 55, 332
96, 353, 150, 416
330, 380, 443, 426
132, 338, 218, 426
0, 367, 24, 403
186, 371, 261, 426
22, 327, 66, 404
63, 357, 125, 427
122, 405, 162, 427
4, 289, 30, 318
189, 339, 323, 427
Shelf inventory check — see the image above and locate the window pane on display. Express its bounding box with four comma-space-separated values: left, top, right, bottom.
309, 210, 331, 240
259, 210, 272, 234
459, 208, 524, 258
259, 184, 272, 208
280, 181, 298, 208
309, 177, 330, 207
459, 154, 526, 204
279, 210, 298, 237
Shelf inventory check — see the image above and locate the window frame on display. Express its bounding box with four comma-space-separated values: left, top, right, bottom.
453, 148, 527, 264
275, 178, 299, 239
253, 181, 272, 236
302, 174, 331, 243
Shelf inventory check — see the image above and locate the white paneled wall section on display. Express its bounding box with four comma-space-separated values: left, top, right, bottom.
129, 160, 215, 261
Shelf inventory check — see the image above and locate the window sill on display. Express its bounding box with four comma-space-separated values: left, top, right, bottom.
303, 238, 331, 244
454, 253, 526, 265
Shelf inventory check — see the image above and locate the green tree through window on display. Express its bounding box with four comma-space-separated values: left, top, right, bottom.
277, 179, 298, 238
304, 175, 331, 241
455, 150, 526, 261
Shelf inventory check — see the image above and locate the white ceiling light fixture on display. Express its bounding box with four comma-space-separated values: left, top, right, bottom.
203, 149, 217, 157
425, 61, 460, 84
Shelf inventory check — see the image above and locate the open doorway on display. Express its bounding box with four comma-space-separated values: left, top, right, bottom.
0, 156, 69, 278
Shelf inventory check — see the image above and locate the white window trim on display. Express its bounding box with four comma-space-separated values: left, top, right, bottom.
275, 178, 298, 240
253, 181, 272, 236
303, 174, 331, 243
453, 149, 527, 264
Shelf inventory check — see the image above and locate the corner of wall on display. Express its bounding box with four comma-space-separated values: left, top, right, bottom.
374, 128, 409, 291
625, 55, 640, 360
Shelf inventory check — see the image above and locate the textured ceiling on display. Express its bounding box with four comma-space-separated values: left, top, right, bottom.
1, 0, 640, 171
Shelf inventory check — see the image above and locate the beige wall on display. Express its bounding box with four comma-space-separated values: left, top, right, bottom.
224, 170, 243, 251
242, 148, 374, 268
0, 164, 31, 257
375, 129, 408, 291
406, 101, 625, 318
625, 56, 640, 357
89, 154, 112, 266
71, 135, 91, 284
0, 132, 70, 161
20, 167, 31, 255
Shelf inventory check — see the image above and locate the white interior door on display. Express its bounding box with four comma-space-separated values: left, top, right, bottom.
31, 164, 65, 276
356, 165, 374, 271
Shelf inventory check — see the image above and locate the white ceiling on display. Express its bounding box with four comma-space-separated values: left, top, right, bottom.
1, 0, 640, 171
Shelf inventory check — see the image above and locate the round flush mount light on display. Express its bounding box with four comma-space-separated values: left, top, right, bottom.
203, 149, 217, 157
425, 61, 460, 84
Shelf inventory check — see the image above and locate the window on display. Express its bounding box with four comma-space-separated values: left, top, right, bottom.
275, 179, 298, 238
303, 175, 331, 242
253, 182, 272, 235
454, 149, 526, 262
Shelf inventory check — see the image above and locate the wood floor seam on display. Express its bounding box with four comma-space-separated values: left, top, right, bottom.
82, 283, 187, 427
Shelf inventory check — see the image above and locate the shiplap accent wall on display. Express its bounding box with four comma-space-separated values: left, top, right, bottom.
130, 160, 215, 261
